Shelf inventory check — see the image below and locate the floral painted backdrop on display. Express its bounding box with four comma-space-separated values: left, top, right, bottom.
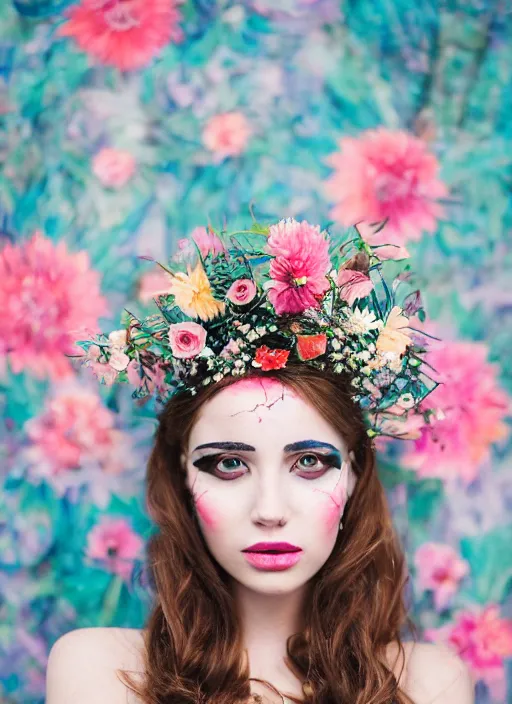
1, 1, 511, 702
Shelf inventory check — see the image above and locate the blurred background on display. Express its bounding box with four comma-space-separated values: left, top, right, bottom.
0, 1, 511, 702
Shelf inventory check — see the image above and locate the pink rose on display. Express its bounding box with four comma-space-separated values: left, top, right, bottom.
168, 322, 207, 359
337, 269, 374, 306
92, 148, 136, 189
226, 279, 257, 305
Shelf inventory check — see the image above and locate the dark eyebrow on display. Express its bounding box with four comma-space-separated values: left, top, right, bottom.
192, 441, 342, 455
193, 442, 256, 452
283, 440, 341, 454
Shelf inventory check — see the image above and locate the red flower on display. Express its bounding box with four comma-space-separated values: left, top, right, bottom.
254, 345, 290, 371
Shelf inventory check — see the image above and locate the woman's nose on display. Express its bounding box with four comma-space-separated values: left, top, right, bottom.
250, 478, 288, 526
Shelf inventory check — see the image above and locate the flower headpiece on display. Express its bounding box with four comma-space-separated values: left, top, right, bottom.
73, 218, 441, 439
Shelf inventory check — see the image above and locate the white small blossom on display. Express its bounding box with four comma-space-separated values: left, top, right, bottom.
199, 347, 215, 357
234, 359, 244, 368
247, 329, 259, 342
269, 324, 278, 332
331, 338, 341, 351
345, 308, 382, 335
213, 373, 224, 382
202, 377, 212, 386
255, 326, 266, 336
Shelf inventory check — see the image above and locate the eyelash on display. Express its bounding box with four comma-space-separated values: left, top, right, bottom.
192, 453, 338, 480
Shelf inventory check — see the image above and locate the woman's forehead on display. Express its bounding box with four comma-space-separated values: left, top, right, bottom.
188, 379, 346, 452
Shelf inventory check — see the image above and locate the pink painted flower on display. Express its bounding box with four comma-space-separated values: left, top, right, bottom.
226, 278, 257, 306
202, 111, 252, 160
0, 231, 108, 381
337, 269, 374, 306
86, 517, 144, 580
58, 0, 184, 72
168, 322, 207, 359
220, 338, 241, 358
23, 386, 131, 490
414, 543, 470, 611
325, 127, 449, 247
191, 226, 226, 258
402, 333, 510, 484
138, 268, 173, 303
425, 605, 512, 701
265, 218, 331, 314
92, 148, 136, 188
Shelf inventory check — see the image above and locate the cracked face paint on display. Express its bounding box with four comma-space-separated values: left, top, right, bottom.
184, 378, 358, 595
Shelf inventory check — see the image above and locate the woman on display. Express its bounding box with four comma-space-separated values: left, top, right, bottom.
46, 219, 474, 704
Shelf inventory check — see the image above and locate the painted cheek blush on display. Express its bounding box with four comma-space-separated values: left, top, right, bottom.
323, 498, 342, 534
195, 495, 218, 530
323, 473, 348, 535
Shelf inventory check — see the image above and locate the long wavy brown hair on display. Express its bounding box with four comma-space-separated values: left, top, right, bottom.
118, 364, 418, 704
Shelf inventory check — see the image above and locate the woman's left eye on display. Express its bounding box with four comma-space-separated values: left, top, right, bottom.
294, 454, 329, 475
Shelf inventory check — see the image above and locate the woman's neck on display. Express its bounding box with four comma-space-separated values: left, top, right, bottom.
234, 582, 307, 692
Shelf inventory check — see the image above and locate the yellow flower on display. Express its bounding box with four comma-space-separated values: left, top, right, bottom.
168, 263, 225, 321
376, 306, 411, 357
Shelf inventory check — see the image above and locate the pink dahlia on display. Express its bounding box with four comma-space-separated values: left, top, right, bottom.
191, 226, 226, 258
92, 147, 136, 188
325, 127, 449, 246
24, 387, 128, 478
58, 0, 184, 72
402, 336, 510, 484
425, 605, 512, 701
414, 542, 470, 612
86, 517, 144, 580
202, 111, 252, 161
265, 218, 331, 314
0, 232, 109, 380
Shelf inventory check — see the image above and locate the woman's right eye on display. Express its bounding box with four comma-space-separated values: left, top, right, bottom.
192, 455, 247, 479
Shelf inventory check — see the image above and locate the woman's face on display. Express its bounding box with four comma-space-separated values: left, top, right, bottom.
183, 377, 357, 596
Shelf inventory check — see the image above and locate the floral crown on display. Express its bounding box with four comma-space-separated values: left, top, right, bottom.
74, 218, 440, 439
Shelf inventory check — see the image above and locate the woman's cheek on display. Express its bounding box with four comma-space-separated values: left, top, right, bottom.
195, 494, 219, 531
321, 477, 348, 535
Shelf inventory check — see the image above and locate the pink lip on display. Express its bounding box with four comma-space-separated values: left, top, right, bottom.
242, 551, 303, 571
243, 542, 301, 552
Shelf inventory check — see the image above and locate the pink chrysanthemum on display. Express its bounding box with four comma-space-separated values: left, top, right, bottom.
265, 218, 331, 314
0, 232, 108, 380
425, 605, 512, 701
325, 127, 449, 246
403, 337, 510, 484
58, 0, 184, 72
86, 517, 144, 580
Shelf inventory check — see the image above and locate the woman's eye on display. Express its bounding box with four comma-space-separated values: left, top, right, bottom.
217, 457, 244, 473
192, 454, 247, 479
294, 454, 329, 475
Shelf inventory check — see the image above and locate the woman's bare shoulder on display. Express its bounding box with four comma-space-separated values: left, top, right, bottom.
46, 627, 145, 704
385, 640, 475, 704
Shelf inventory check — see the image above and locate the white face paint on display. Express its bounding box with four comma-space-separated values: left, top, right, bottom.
184, 377, 358, 596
